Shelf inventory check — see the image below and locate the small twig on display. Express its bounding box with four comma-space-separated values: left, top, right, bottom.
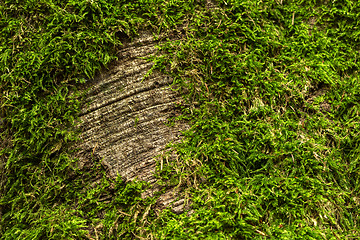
118, 209, 131, 217
292, 12, 295, 25
92, 142, 98, 155
160, 157, 163, 170
256, 229, 266, 236
204, 82, 209, 94
216, 19, 222, 28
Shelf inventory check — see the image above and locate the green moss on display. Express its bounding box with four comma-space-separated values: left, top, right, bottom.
147, 0, 360, 238
1, 0, 360, 239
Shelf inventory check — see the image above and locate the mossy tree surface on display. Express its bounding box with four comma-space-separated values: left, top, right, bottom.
1, 0, 360, 239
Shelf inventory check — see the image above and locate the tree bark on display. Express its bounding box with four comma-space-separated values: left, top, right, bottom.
71, 31, 189, 212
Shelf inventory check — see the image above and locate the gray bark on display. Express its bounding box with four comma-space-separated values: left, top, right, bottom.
71, 32, 189, 212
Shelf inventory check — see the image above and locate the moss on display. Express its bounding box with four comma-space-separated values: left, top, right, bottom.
1, 0, 360, 239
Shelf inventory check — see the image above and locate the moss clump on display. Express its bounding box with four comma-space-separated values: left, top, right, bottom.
147, 0, 360, 238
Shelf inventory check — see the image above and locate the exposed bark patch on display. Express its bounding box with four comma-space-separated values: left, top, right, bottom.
71, 32, 190, 211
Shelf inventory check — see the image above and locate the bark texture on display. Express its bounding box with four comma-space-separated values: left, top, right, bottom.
72, 32, 189, 211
